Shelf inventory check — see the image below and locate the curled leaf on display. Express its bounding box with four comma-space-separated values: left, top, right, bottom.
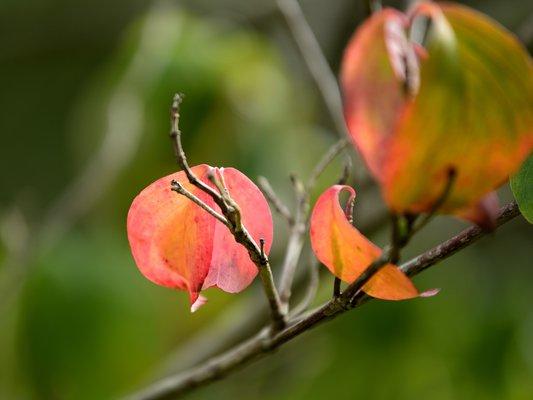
341, 2, 533, 224
310, 185, 425, 300
127, 164, 273, 309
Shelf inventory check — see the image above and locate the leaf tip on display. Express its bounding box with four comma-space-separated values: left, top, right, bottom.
190, 295, 208, 313
419, 288, 440, 298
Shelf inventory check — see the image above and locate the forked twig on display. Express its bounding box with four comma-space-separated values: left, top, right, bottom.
169, 94, 286, 331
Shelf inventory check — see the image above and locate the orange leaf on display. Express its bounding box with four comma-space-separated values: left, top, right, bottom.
341, 3, 532, 224
127, 164, 273, 310
309, 185, 422, 300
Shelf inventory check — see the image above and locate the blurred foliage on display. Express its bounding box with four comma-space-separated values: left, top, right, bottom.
511, 154, 533, 223
0, 1, 532, 399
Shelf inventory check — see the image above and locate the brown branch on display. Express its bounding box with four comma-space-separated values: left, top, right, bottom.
125, 201, 521, 400
152, 195, 390, 378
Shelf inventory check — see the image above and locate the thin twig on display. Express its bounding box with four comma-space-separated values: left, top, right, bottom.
169, 94, 286, 331
125, 202, 521, 400
257, 176, 294, 226
276, 0, 348, 138
170, 94, 224, 206
277, 174, 309, 308
170, 180, 229, 227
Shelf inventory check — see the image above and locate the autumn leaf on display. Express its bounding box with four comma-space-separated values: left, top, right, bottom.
310, 185, 425, 300
127, 164, 273, 311
341, 2, 532, 226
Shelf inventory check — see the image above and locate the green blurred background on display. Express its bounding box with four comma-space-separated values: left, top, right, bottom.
1, 0, 532, 399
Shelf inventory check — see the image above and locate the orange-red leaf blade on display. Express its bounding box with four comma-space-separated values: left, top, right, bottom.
363, 264, 419, 300
341, 3, 532, 221
383, 3, 532, 215
127, 164, 273, 307
127, 164, 216, 304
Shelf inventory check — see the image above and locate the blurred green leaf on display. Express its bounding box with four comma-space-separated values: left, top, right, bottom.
511, 153, 533, 223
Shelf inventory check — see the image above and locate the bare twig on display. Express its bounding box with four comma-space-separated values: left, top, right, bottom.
125, 202, 521, 400
276, 0, 348, 138
170, 94, 225, 206
276, 174, 309, 307
169, 94, 286, 331
257, 176, 294, 226
170, 180, 229, 227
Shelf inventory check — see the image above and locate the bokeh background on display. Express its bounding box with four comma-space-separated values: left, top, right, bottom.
1, 0, 532, 399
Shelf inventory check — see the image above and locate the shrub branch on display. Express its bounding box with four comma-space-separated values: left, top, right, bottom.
125, 201, 521, 400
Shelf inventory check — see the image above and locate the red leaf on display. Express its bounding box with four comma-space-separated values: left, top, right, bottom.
341, 3, 533, 224
127, 164, 273, 309
310, 185, 424, 300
